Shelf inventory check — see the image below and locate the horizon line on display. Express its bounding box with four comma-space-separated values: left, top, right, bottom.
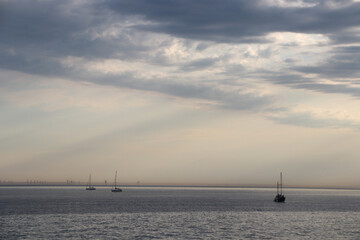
1, 182, 360, 191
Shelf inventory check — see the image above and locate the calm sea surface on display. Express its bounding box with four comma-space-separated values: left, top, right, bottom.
1, 186, 360, 239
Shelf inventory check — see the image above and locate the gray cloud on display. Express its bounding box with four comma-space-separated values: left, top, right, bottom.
0, 49, 69, 77
180, 58, 220, 72
0, 0, 278, 112
105, 0, 360, 43
2, 0, 359, 73
293, 83, 360, 97
262, 71, 360, 98
257, 44, 360, 99
0, 0, 151, 64
328, 30, 360, 44
293, 46, 360, 79
2, 0, 359, 68
1, 0, 360, 116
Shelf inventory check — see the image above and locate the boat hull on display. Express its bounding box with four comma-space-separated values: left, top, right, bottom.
111, 188, 122, 192
274, 194, 285, 202
86, 187, 96, 190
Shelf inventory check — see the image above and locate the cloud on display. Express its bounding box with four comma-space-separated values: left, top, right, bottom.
269, 110, 360, 129
259, 44, 360, 99
263, 71, 360, 99
83, 72, 273, 111
0, 0, 153, 66
1, 0, 360, 125
293, 46, 360, 79
180, 57, 220, 71
105, 0, 360, 43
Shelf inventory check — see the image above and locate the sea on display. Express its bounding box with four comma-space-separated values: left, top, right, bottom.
1, 186, 360, 239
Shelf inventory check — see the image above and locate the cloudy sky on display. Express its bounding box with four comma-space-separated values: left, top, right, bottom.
1, 0, 360, 187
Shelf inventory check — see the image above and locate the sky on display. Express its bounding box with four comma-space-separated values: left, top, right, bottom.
1, 0, 360, 188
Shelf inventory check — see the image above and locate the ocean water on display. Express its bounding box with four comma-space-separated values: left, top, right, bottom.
1, 187, 360, 239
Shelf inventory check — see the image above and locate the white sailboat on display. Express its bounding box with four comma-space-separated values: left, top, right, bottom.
86, 174, 96, 190
111, 171, 122, 192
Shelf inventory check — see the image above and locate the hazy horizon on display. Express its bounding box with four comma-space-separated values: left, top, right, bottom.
2, 179, 360, 190
1, 0, 360, 188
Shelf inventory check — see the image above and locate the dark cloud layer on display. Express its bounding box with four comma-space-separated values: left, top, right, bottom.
1, 0, 360, 114
0, 0, 150, 61
1, 0, 359, 64
180, 58, 220, 72
1, 0, 359, 67
106, 0, 360, 43
269, 45, 360, 97
262, 71, 360, 98
294, 46, 360, 79
0, 0, 279, 111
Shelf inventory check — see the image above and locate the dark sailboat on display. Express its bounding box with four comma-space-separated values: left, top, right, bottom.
274, 172, 285, 202
111, 170, 122, 192
86, 174, 96, 190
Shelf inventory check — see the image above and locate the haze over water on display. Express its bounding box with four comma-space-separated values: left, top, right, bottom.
1, 0, 360, 188
1, 187, 360, 239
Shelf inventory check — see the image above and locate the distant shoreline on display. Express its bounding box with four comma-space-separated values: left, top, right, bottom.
0, 184, 359, 191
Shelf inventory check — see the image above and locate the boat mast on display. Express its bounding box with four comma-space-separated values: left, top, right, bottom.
114, 171, 117, 189
280, 172, 282, 195
277, 181, 279, 195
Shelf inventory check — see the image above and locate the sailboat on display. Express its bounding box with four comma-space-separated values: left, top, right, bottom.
86, 174, 96, 190
111, 171, 122, 192
274, 172, 285, 202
